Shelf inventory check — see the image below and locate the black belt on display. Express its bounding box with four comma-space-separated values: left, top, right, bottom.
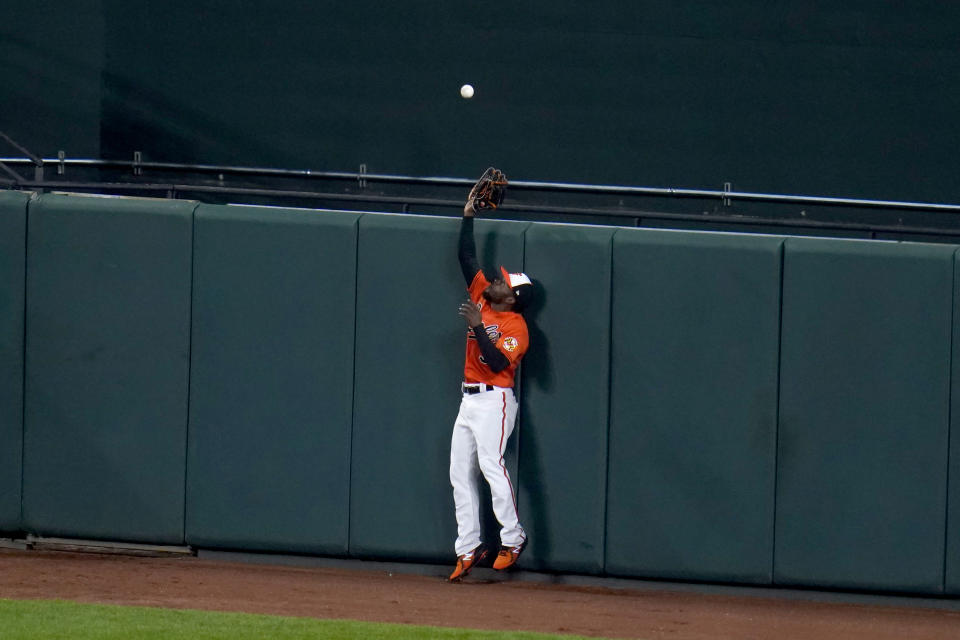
462, 383, 497, 394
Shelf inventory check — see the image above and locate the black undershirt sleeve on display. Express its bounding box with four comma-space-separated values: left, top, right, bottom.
458, 216, 482, 286
471, 325, 510, 373
460, 216, 509, 373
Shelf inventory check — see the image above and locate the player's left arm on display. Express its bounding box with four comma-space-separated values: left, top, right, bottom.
459, 203, 482, 286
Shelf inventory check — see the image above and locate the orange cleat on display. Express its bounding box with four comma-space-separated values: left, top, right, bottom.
448, 545, 487, 581
492, 539, 528, 571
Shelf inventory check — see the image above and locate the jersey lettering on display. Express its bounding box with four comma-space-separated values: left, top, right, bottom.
467, 324, 501, 342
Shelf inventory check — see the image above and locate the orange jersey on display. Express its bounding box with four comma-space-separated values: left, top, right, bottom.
463, 271, 529, 387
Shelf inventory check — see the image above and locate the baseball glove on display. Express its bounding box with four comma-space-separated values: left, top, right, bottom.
467, 167, 508, 213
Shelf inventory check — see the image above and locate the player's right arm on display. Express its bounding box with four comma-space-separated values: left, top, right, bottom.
458, 299, 511, 374
458, 202, 482, 286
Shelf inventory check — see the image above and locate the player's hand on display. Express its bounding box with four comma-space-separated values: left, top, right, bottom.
464, 167, 507, 217
458, 300, 482, 328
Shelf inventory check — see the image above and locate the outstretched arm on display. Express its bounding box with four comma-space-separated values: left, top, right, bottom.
458, 202, 481, 286
459, 168, 507, 286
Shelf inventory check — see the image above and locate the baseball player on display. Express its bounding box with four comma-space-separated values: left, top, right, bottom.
448, 168, 533, 581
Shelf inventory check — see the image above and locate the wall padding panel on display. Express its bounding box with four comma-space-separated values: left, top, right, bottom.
23, 194, 194, 543
776, 238, 953, 594
607, 229, 783, 583
0, 191, 28, 531
185, 205, 359, 553
518, 223, 614, 574
349, 213, 527, 561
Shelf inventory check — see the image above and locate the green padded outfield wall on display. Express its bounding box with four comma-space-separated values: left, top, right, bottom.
0, 191, 28, 531
185, 205, 359, 554
949, 248, 960, 595
349, 214, 528, 561
607, 229, 783, 584
518, 224, 614, 574
776, 238, 953, 594
22, 194, 194, 543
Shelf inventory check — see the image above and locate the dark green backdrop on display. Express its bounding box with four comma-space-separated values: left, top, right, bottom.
2, 3, 959, 205
0, 3, 103, 159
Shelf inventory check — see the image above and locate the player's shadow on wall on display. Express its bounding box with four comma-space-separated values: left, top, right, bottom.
518, 282, 552, 565
475, 234, 553, 564
520, 281, 551, 392
477, 283, 551, 566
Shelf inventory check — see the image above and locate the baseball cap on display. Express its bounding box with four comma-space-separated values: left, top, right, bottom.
499, 266, 534, 311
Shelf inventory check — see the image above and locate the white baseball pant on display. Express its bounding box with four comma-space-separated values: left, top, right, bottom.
449, 385, 526, 556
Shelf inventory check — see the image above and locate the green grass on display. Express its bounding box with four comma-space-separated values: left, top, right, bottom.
0, 598, 618, 640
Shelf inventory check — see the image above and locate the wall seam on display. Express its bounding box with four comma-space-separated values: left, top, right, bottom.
19, 194, 32, 533
181, 204, 199, 545
346, 214, 362, 557
770, 240, 786, 586
943, 249, 957, 594
516, 224, 526, 520
601, 229, 617, 576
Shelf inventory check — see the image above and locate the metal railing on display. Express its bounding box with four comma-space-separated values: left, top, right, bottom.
3, 154, 960, 213
3, 140, 960, 240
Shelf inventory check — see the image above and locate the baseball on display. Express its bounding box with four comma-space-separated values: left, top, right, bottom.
460, 84, 474, 99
